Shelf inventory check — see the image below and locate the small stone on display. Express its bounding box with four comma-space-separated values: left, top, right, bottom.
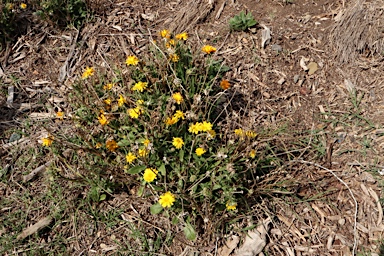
338, 218, 345, 225
277, 78, 285, 85
271, 44, 282, 53
262, 92, 271, 98
9, 133, 21, 143
293, 75, 300, 84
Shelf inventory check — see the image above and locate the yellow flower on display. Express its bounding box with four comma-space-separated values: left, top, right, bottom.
166, 39, 175, 48
175, 32, 188, 40
128, 107, 141, 119
226, 201, 237, 211
104, 98, 112, 105
195, 147, 206, 156
160, 29, 170, 38
202, 45, 217, 54
200, 121, 213, 132
165, 116, 178, 125
159, 191, 176, 208
106, 139, 119, 152
172, 92, 183, 104
207, 129, 216, 140
118, 95, 126, 107
81, 67, 95, 79
98, 113, 109, 125
234, 128, 244, 136
173, 110, 185, 120
172, 137, 184, 149
103, 83, 114, 90
137, 99, 144, 105
126, 55, 139, 66
56, 111, 64, 120
220, 80, 230, 90
95, 142, 102, 149
143, 168, 158, 183
132, 81, 148, 92
42, 135, 54, 147
20, 3, 27, 9
245, 131, 257, 138
126, 152, 137, 164
138, 148, 149, 157
188, 122, 202, 134
143, 139, 150, 147
169, 54, 180, 63
249, 150, 256, 159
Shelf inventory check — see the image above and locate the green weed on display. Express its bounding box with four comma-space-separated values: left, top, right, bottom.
229, 11, 258, 32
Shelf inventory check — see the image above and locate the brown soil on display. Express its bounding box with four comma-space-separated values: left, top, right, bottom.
1, 0, 384, 255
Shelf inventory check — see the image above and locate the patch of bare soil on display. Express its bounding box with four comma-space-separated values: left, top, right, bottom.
1, 0, 384, 255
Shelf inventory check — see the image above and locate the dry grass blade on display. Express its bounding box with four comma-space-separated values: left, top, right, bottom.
16, 217, 52, 240
168, 0, 216, 33
330, 0, 384, 63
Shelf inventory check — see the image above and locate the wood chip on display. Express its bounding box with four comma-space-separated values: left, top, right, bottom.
17, 217, 52, 240
218, 235, 239, 256
215, 0, 226, 19
368, 188, 383, 226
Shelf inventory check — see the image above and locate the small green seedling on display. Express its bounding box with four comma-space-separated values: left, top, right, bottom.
229, 11, 258, 31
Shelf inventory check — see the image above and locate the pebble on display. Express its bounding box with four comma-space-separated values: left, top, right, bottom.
293, 75, 300, 84
271, 44, 282, 53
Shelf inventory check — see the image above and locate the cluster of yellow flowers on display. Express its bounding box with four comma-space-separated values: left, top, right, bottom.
234, 128, 257, 138
165, 110, 185, 126
188, 121, 213, 134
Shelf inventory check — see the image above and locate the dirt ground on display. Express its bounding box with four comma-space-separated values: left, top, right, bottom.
1, 0, 384, 255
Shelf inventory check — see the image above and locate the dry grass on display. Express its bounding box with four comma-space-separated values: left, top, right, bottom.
330, 0, 384, 63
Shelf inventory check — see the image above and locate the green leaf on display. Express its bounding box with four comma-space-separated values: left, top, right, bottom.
126, 165, 146, 174
150, 203, 163, 214
99, 194, 107, 201
137, 184, 145, 197
117, 139, 130, 147
179, 149, 184, 162
183, 223, 197, 241
159, 164, 166, 176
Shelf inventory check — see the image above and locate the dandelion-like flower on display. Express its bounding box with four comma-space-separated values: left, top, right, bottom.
202, 45, 217, 54
103, 83, 114, 90
82, 67, 95, 79
245, 131, 257, 138
132, 81, 148, 92
160, 29, 171, 38
173, 110, 185, 120
143, 168, 158, 183
126, 152, 137, 164
165, 116, 178, 126
126, 55, 139, 66
200, 121, 213, 132
143, 139, 150, 148
195, 147, 206, 156
104, 98, 112, 105
175, 32, 188, 40
188, 122, 202, 134
172, 92, 183, 104
169, 54, 180, 63
42, 135, 54, 147
138, 148, 149, 157
128, 107, 141, 119
249, 150, 256, 159
159, 191, 176, 208
98, 114, 109, 126
226, 201, 237, 211
56, 111, 64, 120
106, 139, 119, 152
118, 95, 126, 107
172, 137, 184, 149
220, 80, 231, 90
207, 129, 216, 140
20, 3, 27, 9
166, 39, 175, 48
234, 128, 244, 136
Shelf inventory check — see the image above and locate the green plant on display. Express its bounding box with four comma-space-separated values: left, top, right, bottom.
229, 11, 258, 31
41, 30, 274, 243
35, 0, 88, 28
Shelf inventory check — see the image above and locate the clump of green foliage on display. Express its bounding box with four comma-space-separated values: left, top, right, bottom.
229, 11, 258, 31
35, 0, 88, 28
0, 1, 25, 42
43, 30, 273, 241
